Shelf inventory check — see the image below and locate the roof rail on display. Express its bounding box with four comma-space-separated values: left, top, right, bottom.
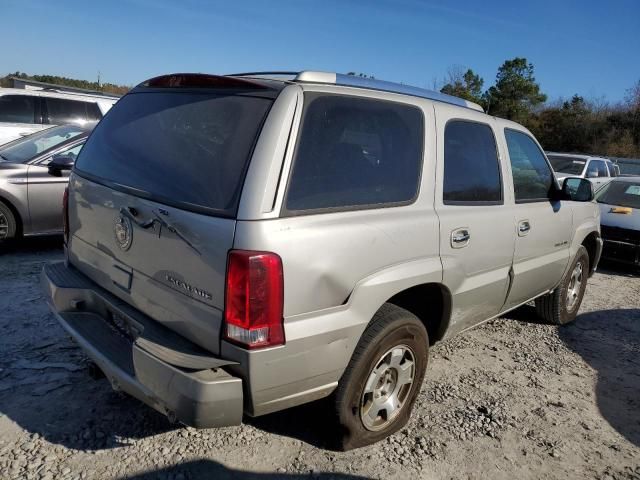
227, 71, 299, 80
226, 70, 484, 111
294, 71, 484, 112
38, 88, 121, 99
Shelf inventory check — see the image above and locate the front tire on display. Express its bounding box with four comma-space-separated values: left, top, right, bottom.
333, 303, 428, 450
0, 201, 17, 242
535, 246, 590, 325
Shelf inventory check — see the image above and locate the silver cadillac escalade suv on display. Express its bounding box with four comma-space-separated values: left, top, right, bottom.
42, 71, 602, 449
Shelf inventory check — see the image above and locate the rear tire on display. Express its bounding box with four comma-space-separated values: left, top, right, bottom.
0, 201, 17, 242
333, 303, 428, 450
535, 246, 589, 325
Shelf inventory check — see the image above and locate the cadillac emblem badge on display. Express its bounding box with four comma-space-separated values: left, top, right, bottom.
114, 214, 133, 251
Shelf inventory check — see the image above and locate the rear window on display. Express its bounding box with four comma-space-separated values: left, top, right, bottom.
548, 155, 586, 175
285, 94, 423, 213
75, 90, 273, 216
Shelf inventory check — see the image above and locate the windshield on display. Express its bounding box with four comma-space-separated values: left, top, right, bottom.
596, 180, 640, 209
75, 90, 273, 217
548, 155, 587, 175
0, 125, 86, 163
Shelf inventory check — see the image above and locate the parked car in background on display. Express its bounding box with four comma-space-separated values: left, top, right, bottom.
595, 176, 640, 267
42, 71, 601, 450
547, 153, 617, 189
610, 156, 640, 176
0, 125, 91, 240
0, 88, 116, 146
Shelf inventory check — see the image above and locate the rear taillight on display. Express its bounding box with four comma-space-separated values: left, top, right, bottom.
62, 187, 69, 244
224, 250, 284, 349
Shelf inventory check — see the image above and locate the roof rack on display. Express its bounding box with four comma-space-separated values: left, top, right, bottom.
227, 70, 484, 112
227, 71, 299, 80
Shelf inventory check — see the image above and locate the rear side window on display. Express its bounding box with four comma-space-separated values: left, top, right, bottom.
45, 98, 99, 125
0, 95, 37, 124
75, 90, 273, 216
285, 94, 423, 212
587, 160, 608, 178
443, 120, 502, 204
505, 129, 554, 202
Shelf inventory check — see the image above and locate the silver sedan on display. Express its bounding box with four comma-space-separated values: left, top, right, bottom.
0, 125, 91, 241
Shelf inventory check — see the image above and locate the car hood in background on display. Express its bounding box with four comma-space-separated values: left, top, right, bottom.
599, 202, 640, 230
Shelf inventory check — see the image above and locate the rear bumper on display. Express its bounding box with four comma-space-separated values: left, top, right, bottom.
41, 262, 243, 428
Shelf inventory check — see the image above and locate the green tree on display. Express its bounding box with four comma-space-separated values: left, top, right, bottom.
440, 67, 484, 105
485, 57, 546, 123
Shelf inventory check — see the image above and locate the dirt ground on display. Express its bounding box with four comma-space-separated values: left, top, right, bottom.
0, 237, 638, 480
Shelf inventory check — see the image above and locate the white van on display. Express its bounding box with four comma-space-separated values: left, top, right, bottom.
0, 88, 118, 145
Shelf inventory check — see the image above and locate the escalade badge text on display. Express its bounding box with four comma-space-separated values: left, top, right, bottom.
165, 275, 213, 300
114, 214, 133, 251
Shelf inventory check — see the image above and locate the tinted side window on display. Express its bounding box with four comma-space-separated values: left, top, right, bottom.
590, 160, 608, 178
505, 129, 554, 202
285, 94, 423, 212
46, 98, 95, 125
86, 102, 102, 122
0, 95, 37, 124
443, 120, 502, 204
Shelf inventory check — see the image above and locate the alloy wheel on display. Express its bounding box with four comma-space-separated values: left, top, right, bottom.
360, 345, 416, 431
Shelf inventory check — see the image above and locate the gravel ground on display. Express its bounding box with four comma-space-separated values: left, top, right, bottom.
0, 237, 638, 480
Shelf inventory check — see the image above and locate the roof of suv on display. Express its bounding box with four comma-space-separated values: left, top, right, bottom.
133, 71, 485, 112
546, 152, 611, 162
0, 87, 118, 103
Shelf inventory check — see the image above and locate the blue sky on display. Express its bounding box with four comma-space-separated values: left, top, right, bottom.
2, 0, 639, 102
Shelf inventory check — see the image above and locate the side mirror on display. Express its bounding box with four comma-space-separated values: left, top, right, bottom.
563, 177, 594, 202
586, 170, 598, 178
48, 155, 75, 177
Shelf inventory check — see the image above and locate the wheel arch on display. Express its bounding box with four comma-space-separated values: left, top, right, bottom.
581, 230, 600, 276
346, 256, 450, 346
385, 283, 452, 345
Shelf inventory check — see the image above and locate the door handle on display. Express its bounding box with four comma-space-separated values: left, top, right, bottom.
518, 220, 531, 236
451, 228, 470, 248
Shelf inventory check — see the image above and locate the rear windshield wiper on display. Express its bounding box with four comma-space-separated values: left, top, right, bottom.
119, 207, 201, 255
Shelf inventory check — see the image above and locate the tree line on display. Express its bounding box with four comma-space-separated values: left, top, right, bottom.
0, 72, 129, 96
438, 58, 640, 158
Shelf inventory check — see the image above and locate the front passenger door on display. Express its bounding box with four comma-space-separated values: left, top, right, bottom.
27, 143, 82, 233
502, 129, 573, 309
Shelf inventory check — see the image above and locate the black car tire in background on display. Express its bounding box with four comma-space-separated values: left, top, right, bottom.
0, 201, 17, 241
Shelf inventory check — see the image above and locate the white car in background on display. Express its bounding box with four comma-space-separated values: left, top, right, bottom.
0, 88, 118, 146
547, 153, 619, 190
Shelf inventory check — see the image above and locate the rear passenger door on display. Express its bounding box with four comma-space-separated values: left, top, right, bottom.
434, 105, 516, 333
501, 128, 573, 309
